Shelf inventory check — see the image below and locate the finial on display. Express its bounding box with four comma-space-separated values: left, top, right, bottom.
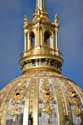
54, 13, 59, 25
23, 16, 29, 52
36, 0, 45, 10
24, 15, 29, 29
54, 13, 59, 51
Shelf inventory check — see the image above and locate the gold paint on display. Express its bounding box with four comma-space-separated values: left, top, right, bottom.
36, 0, 45, 10
71, 83, 83, 103
22, 66, 61, 75
53, 81, 64, 125
24, 32, 27, 51
60, 82, 73, 124
23, 82, 31, 125
54, 14, 59, 50
50, 32, 54, 49
41, 79, 53, 115
73, 106, 83, 116
33, 79, 39, 125
1, 0, 83, 125
19, 0, 63, 73
1, 83, 17, 125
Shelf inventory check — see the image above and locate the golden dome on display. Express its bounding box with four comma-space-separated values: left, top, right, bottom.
0, 0, 83, 125
0, 70, 83, 125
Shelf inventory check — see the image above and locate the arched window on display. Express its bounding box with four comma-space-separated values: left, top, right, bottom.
30, 32, 35, 48
44, 31, 50, 47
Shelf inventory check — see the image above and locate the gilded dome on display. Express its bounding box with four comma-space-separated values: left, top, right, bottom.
0, 70, 83, 125
0, 0, 83, 125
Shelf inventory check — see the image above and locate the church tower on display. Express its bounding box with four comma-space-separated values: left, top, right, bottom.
0, 0, 83, 125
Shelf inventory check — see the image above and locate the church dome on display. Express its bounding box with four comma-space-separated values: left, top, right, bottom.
0, 0, 83, 125
0, 70, 83, 125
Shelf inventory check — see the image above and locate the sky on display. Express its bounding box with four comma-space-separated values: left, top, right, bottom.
0, 0, 83, 89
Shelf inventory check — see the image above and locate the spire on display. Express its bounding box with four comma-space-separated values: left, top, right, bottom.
36, 0, 45, 10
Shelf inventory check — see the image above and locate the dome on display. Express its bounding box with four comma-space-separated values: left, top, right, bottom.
0, 70, 83, 125
0, 0, 83, 125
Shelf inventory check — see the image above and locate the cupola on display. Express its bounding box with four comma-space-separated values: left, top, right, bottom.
19, 0, 63, 73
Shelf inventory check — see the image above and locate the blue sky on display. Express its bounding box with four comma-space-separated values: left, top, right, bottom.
0, 0, 83, 89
